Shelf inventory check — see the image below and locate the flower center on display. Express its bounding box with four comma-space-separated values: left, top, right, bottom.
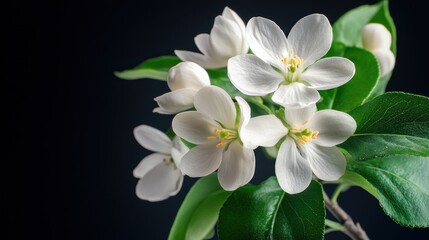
291, 127, 319, 144
281, 49, 304, 74
207, 128, 237, 148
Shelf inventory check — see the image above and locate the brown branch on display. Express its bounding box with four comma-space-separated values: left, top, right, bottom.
323, 191, 370, 240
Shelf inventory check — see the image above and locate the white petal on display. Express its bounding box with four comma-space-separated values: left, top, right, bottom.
305, 143, 346, 181
362, 23, 392, 51
171, 136, 189, 167
133, 125, 172, 154
133, 153, 167, 178
153, 89, 197, 114
288, 14, 332, 68
235, 96, 251, 130
175, 50, 226, 69
372, 49, 395, 76
300, 57, 355, 90
218, 141, 255, 191
172, 111, 221, 145
167, 62, 210, 91
228, 54, 283, 96
246, 17, 288, 70
285, 104, 316, 128
194, 86, 236, 129
136, 162, 183, 202
242, 115, 288, 148
194, 34, 214, 57
210, 16, 243, 57
222, 7, 248, 54
272, 83, 320, 108
180, 143, 223, 177
275, 138, 312, 194
307, 110, 357, 147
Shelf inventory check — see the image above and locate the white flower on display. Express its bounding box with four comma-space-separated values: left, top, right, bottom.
228, 14, 355, 108
362, 23, 395, 76
154, 62, 210, 114
175, 7, 249, 69
172, 86, 255, 191
133, 125, 188, 201
243, 104, 356, 194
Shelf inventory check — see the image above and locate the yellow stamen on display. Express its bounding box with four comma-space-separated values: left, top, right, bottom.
216, 141, 225, 148
312, 131, 319, 139
294, 128, 319, 144
207, 136, 217, 140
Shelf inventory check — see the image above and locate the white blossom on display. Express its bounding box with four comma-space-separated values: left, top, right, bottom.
243, 104, 356, 194
175, 7, 249, 69
154, 62, 210, 114
172, 86, 255, 191
228, 14, 355, 108
362, 23, 395, 76
133, 125, 188, 201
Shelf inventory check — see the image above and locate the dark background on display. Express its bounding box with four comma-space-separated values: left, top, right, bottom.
9, 0, 429, 239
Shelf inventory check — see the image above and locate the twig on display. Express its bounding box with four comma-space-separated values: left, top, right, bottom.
323, 191, 369, 240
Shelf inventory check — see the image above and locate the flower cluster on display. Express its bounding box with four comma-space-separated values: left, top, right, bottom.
130, 6, 399, 200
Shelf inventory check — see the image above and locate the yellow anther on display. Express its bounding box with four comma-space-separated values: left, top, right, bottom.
207, 136, 217, 140
216, 141, 225, 148
224, 136, 233, 140
294, 128, 319, 144
312, 131, 319, 139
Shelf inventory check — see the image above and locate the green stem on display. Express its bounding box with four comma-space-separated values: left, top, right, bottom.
331, 184, 348, 204
325, 219, 346, 232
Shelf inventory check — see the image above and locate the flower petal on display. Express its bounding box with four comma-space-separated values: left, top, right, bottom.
242, 115, 288, 148
305, 143, 346, 181
228, 54, 283, 96
362, 23, 392, 51
180, 143, 223, 177
167, 62, 210, 91
235, 96, 251, 130
222, 7, 248, 53
133, 153, 167, 178
275, 138, 312, 194
246, 17, 288, 70
372, 49, 395, 76
272, 82, 320, 108
194, 33, 213, 57
307, 110, 357, 147
174, 50, 226, 69
285, 104, 316, 128
136, 162, 183, 202
133, 125, 172, 154
171, 136, 189, 167
300, 57, 355, 90
194, 86, 236, 129
210, 16, 243, 57
218, 141, 255, 191
153, 88, 197, 115
172, 111, 221, 145
288, 14, 332, 68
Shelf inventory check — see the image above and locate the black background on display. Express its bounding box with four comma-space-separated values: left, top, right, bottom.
9, 0, 429, 239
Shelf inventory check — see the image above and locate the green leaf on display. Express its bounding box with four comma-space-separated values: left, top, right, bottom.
218, 178, 325, 240
340, 92, 429, 227
333, 1, 396, 54
317, 47, 379, 112
168, 174, 231, 240
114, 56, 181, 80
350, 92, 429, 138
